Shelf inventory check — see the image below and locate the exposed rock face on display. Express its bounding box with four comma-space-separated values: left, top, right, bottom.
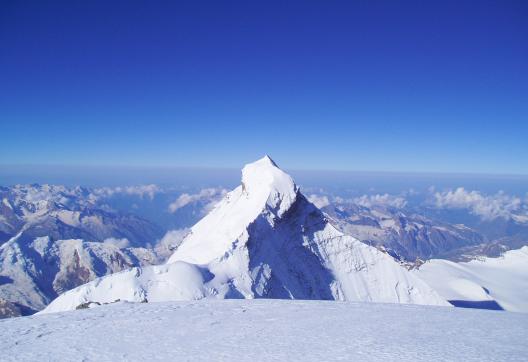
0, 298, 21, 319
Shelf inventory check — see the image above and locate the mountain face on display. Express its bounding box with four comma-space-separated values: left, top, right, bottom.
43, 156, 448, 313
321, 203, 485, 262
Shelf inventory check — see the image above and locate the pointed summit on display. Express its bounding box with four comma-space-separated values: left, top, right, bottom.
261, 154, 278, 167
168, 156, 298, 265
241, 156, 298, 216
242, 155, 280, 174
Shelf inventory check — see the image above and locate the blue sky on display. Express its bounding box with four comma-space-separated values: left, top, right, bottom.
1, 1, 527, 174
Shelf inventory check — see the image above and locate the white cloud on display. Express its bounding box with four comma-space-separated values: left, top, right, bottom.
123, 185, 160, 199
91, 184, 161, 200
102, 237, 130, 249
333, 196, 346, 204
157, 228, 190, 251
168, 188, 227, 213
307, 192, 407, 209
353, 194, 407, 209
307, 194, 330, 208
433, 187, 522, 221
404, 188, 419, 196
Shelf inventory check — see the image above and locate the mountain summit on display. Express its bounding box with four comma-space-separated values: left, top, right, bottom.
43, 156, 448, 313
167, 155, 298, 265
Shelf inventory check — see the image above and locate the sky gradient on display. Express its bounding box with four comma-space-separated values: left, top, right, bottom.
1, 1, 527, 174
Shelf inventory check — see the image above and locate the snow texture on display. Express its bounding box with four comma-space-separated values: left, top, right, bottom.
3, 300, 528, 361
415, 246, 528, 312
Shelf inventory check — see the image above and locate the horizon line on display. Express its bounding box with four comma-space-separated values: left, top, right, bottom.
1, 163, 528, 179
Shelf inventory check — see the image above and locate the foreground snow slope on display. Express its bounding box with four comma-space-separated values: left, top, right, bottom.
415, 246, 528, 312
43, 156, 448, 313
3, 300, 528, 362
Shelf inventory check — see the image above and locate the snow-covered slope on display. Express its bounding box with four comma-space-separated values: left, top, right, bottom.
4, 300, 528, 362
414, 246, 528, 312
43, 156, 448, 313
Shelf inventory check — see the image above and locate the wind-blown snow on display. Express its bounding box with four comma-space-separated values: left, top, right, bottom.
4, 300, 528, 362
43, 156, 448, 313
415, 246, 528, 312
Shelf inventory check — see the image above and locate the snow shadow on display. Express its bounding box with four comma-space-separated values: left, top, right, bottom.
449, 300, 504, 311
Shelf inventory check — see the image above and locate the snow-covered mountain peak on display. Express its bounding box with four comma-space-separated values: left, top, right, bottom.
167, 156, 298, 265
241, 155, 298, 216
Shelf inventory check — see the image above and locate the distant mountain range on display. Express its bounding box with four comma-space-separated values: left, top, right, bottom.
0, 184, 163, 246
321, 203, 485, 261
314, 192, 528, 262
0, 185, 164, 317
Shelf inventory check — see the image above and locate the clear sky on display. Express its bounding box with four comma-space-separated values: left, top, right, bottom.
1, 1, 527, 174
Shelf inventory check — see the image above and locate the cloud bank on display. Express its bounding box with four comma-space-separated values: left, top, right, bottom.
433, 187, 522, 221
353, 194, 408, 209
92, 184, 161, 200
307, 193, 407, 209
103, 237, 131, 249
168, 188, 228, 213
157, 228, 190, 250
307, 194, 331, 208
